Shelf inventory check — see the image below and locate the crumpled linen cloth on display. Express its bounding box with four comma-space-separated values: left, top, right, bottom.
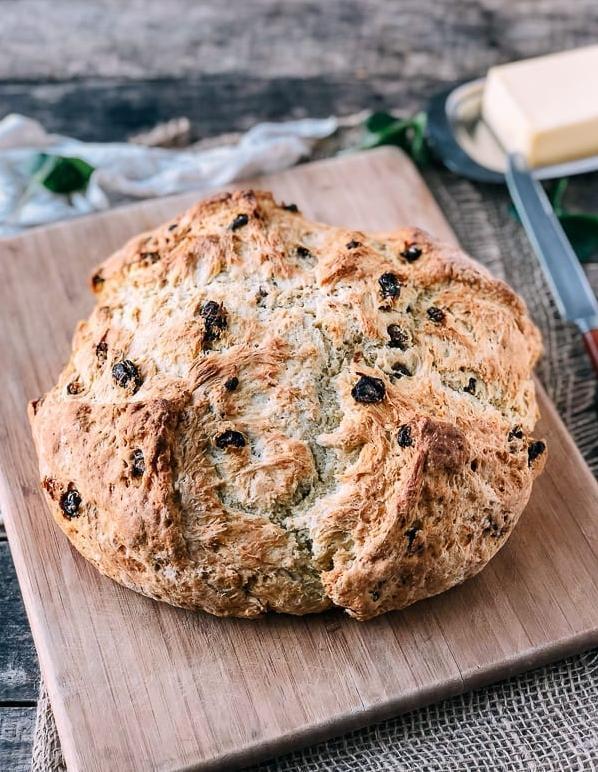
0, 113, 337, 234
23, 123, 598, 771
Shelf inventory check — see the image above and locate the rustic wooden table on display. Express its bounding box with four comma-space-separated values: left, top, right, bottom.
1, 2, 597, 769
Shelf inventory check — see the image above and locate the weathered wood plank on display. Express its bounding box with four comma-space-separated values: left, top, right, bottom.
0, 74, 426, 142
1, 0, 598, 142
0, 542, 39, 702
1, 0, 597, 81
0, 708, 35, 772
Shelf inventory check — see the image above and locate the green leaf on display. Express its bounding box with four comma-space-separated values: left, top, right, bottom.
34, 154, 95, 194
360, 111, 430, 166
407, 112, 429, 166
546, 178, 569, 216
364, 112, 398, 134
558, 212, 598, 263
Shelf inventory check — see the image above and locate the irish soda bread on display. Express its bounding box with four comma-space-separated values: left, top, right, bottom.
29, 190, 546, 620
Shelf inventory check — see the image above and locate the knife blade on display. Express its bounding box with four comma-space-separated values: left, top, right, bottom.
505, 152, 598, 335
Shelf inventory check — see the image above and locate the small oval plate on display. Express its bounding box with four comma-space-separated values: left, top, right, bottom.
426, 78, 598, 184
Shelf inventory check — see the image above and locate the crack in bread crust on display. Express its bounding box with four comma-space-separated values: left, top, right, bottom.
29, 190, 546, 619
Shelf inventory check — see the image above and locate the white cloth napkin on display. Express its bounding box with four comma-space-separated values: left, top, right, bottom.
0, 113, 337, 235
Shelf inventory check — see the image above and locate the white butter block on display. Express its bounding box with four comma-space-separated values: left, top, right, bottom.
482, 46, 598, 167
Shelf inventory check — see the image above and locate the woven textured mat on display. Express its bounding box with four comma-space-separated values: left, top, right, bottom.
31, 149, 598, 771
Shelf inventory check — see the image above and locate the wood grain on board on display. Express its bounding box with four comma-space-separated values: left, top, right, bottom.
1, 148, 597, 772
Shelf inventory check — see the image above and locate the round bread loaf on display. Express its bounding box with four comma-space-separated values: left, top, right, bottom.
29, 190, 546, 620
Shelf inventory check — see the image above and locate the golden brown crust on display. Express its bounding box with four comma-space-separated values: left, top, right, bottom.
29, 189, 546, 620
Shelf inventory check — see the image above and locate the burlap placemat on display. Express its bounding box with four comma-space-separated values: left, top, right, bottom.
31, 133, 598, 771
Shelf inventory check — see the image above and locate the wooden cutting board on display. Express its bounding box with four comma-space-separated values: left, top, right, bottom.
2, 148, 597, 772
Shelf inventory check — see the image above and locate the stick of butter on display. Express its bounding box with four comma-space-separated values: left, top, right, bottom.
482, 45, 598, 168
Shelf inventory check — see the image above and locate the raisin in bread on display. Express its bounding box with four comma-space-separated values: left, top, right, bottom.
29, 190, 546, 620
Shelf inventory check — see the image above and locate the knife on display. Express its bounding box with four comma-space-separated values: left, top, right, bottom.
506, 152, 598, 375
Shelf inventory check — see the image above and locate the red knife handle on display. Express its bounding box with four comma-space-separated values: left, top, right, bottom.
582, 328, 598, 376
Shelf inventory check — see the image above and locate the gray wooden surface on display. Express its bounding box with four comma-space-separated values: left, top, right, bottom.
1, 1, 597, 769
1, 0, 598, 141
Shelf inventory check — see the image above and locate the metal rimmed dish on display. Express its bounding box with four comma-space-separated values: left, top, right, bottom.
427, 78, 598, 183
